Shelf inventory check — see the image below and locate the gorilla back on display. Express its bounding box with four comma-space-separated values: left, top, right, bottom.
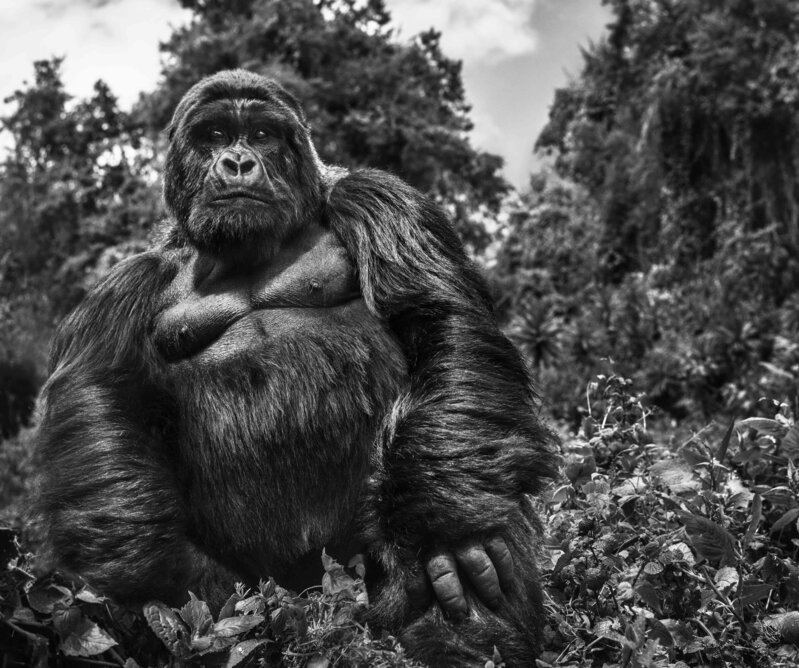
36, 70, 557, 667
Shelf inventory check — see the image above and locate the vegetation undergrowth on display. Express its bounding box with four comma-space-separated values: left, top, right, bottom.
540, 374, 799, 667
2, 375, 799, 667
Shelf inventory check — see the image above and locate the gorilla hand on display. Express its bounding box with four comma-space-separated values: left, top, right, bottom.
407, 537, 515, 616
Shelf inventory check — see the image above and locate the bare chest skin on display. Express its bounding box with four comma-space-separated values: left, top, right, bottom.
153, 224, 362, 362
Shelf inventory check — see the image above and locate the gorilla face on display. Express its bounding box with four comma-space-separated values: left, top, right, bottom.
163, 71, 323, 262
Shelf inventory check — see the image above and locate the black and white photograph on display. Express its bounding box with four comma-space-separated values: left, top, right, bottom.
1, 1, 798, 666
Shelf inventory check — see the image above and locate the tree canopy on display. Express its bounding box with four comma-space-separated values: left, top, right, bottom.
493, 0, 799, 419
537, 0, 799, 283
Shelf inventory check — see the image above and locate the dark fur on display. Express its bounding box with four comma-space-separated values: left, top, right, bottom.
36, 70, 557, 667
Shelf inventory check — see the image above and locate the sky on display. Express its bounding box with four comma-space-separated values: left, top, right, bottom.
0, 0, 611, 189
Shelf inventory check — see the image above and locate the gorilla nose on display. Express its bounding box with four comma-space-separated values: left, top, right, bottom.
216, 150, 262, 185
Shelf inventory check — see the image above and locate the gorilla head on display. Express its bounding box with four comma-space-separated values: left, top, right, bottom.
163, 70, 324, 262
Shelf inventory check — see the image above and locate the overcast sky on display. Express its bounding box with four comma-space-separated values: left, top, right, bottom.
0, 0, 611, 189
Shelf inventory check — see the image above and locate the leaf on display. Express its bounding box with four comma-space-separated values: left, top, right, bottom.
666, 541, 695, 565
582, 416, 597, 439
783, 425, 799, 456
179, 591, 214, 636
643, 561, 664, 575
659, 619, 696, 650
550, 484, 574, 504
143, 601, 189, 656
225, 640, 266, 668
635, 583, 662, 613
716, 418, 736, 463
11, 606, 36, 624
593, 618, 625, 644
271, 607, 286, 635
235, 595, 266, 616
322, 557, 359, 598
759, 361, 795, 381
679, 513, 737, 566
763, 611, 799, 645
714, 566, 739, 592
75, 587, 107, 605
743, 493, 763, 548
321, 549, 336, 573
647, 619, 674, 648
348, 553, 367, 580
770, 507, 799, 533
54, 607, 117, 657
217, 592, 243, 622
737, 582, 774, 606
27, 582, 73, 613
650, 460, 701, 494
213, 614, 265, 637
259, 578, 276, 598
737, 417, 787, 437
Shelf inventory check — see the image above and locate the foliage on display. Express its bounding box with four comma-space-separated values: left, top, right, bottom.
0, 58, 160, 393
494, 0, 799, 420
539, 374, 799, 667
8, 375, 799, 666
1, 58, 159, 310
0, 537, 426, 668
537, 0, 799, 273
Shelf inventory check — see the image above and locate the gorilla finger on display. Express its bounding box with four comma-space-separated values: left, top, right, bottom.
426, 552, 467, 617
485, 536, 515, 591
406, 568, 433, 610
454, 543, 502, 609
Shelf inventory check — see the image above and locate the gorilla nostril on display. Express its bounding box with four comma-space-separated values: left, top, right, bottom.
221, 157, 239, 175
239, 159, 256, 175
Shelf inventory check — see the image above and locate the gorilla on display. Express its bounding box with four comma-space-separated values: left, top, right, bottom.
36, 70, 557, 666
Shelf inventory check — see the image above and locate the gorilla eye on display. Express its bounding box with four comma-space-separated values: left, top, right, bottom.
253, 128, 271, 141
199, 126, 228, 145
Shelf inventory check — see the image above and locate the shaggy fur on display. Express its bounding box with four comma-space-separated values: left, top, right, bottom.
36, 70, 558, 667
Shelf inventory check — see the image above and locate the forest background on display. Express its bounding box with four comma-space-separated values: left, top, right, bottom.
4, 1, 799, 666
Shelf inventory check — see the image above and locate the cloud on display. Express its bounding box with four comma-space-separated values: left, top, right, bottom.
0, 0, 190, 108
386, 0, 539, 62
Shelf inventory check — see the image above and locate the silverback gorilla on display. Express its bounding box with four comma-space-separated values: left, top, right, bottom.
36, 70, 557, 666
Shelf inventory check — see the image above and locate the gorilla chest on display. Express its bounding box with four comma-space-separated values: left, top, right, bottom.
152, 225, 407, 437
150, 228, 407, 558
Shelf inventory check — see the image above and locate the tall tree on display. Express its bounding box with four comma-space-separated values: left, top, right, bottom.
0, 59, 156, 310
538, 0, 799, 289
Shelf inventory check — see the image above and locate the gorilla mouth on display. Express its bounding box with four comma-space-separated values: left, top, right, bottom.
212, 191, 269, 204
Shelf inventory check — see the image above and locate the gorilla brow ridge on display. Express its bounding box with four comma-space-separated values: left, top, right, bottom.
168, 70, 307, 141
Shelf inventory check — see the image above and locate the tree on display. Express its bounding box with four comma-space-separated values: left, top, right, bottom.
1, 59, 157, 309
537, 0, 799, 286
495, 0, 799, 417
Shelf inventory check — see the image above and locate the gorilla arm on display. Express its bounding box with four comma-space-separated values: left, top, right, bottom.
36, 253, 237, 607
326, 170, 558, 614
